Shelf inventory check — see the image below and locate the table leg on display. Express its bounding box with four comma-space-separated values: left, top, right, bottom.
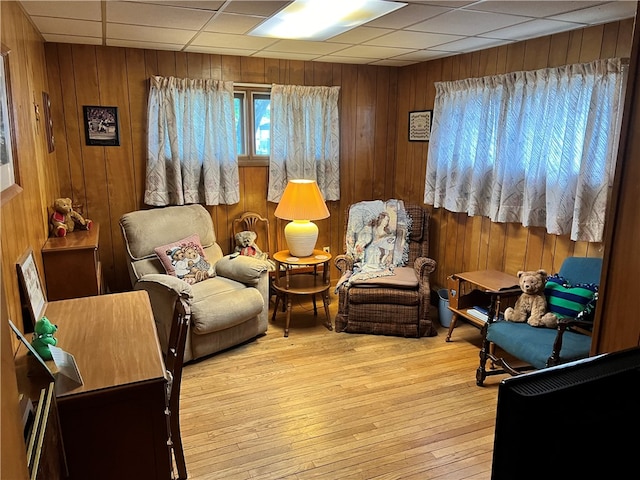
284, 294, 292, 337
272, 294, 280, 323
445, 313, 459, 342
322, 291, 332, 331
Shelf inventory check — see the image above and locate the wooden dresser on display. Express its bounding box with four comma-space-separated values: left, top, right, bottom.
14, 291, 171, 480
41, 224, 103, 301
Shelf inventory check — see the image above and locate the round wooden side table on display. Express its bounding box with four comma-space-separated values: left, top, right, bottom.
271, 249, 333, 337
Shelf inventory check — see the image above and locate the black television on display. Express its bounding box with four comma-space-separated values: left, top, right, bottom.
491, 346, 640, 480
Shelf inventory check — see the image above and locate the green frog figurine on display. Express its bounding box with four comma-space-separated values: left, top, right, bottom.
31, 317, 58, 360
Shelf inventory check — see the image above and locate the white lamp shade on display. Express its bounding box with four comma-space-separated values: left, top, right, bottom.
284, 220, 318, 257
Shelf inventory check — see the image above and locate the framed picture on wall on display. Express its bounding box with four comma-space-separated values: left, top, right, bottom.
16, 248, 46, 332
408, 110, 432, 142
1, 43, 20, 198
83, 105, 120, 146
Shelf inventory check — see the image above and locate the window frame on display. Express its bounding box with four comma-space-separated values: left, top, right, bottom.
235, 85, 271, 167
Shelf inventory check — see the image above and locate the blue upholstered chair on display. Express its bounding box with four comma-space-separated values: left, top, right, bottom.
476, 256, 602, 386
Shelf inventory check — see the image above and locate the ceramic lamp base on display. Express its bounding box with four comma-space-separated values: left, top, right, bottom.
284, 220, 318, 257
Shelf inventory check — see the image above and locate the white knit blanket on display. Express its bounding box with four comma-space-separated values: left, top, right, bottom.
336, 199, 410, 290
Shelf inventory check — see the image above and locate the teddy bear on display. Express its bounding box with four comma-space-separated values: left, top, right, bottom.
503, 269, 558, 328
234, 231, 269, 261
49, 197, 92, 237
234, 231, 276, 270
31, 317, 58, 360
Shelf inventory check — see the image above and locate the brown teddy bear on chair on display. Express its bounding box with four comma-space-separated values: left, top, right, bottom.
49, 197, 92, 237
504, 269, 558, 328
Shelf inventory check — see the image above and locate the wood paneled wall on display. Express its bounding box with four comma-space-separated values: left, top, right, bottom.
395, 19, 635, 288
1, 1, 59, 332
44, 46, 399, 292
43, 19, 635, 295
1, 2, 58, 477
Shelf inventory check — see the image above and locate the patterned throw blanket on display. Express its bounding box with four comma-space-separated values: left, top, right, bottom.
336, 199, 411, 290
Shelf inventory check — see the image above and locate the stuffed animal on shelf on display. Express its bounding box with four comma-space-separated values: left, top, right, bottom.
504, 269, 558, 328
49, 197, 92, 237
31, 317, 58, 360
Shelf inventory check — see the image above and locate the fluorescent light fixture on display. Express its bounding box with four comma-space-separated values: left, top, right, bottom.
249, 0, 407, 41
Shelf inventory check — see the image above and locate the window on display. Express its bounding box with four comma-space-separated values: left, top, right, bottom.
424, 58, 627, 243
235, 87, 271, 166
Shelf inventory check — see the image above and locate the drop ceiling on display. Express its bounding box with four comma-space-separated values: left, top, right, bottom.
19, 1, 638, 66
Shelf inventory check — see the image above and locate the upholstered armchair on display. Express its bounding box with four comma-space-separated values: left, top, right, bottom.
119, 204, 270, 363
334, 201, 437, 337
476, 256, 602, 386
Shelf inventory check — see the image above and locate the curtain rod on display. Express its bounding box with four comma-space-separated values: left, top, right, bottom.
234, 82, 272, 88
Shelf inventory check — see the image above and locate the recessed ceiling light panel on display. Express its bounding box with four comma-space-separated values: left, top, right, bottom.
249, 0, 407, 41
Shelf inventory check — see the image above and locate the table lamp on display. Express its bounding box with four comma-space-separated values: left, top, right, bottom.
274, 179, 330, 257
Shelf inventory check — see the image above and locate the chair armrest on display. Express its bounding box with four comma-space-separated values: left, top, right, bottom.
134, 274, 194, 355
548, 317, 593, 367
215, 254, 269, 286
414, 257, 436, 281
334, 254, 354, 274
135, 273, 193, 297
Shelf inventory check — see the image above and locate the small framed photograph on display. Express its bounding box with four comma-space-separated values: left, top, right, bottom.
16, 248, 46, 332
408, 110, 432, 142
83, 105, 120, 146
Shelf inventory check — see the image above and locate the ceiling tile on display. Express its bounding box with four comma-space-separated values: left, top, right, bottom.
409, 1, 476, 6
221, 0, 291, 17
479, 18, 584, 41
184, 45, 259, 56
106, 1, 214, 29
251, 50, 320, 61
42, 33, 102, 45
365, 30, 464, 49
203, 13, 264, 34
31, 17, 101, 38
107, 23, 196, 44
263, 39, 347, 55
364, 4, 451, 29
314, 55, 375, 64
130, 1, 225, 10
433, 36, 513, 53
408, 9, 531, 36
466, 1, 605, 17
20, 1, 101, 21
334, 45, 415, 59
390, 49, 455, 62
107, 38, 185, 50
369, 58, 416, 67
190, 31, 278, 49
326, 26, 393, 44
550, 1, 637, 24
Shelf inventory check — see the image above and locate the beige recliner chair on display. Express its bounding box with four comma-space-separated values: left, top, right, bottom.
119, 204, 269, 363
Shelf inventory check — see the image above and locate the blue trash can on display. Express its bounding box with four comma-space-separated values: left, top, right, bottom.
438, 288, 453, 328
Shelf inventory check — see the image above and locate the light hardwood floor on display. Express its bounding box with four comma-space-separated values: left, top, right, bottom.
180, 295, 502, 479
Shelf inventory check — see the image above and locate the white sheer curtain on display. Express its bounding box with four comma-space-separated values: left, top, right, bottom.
424, 58, 626, 242
146, 76, 239, 206
268, 84, 340, 202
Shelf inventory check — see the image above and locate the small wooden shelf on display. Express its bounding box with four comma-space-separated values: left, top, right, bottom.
445, 270, 520, 342
41, 224, 103, 301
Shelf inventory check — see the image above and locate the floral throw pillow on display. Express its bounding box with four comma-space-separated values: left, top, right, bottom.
154, 234, 214, 284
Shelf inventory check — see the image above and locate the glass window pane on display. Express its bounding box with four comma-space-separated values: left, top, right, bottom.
234, 93, 245, 156
253, 94, 270, 156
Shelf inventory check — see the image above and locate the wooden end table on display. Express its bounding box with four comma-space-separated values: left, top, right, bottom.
272, 250, 333, 337
445, 270, 520, 342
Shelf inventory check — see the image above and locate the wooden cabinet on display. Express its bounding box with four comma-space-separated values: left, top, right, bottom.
44, 291, 171, 480
41, 224, 102, 301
